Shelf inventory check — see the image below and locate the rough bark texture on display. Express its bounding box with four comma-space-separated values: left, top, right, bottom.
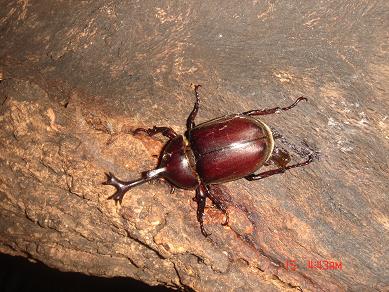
0, 1, 388, 291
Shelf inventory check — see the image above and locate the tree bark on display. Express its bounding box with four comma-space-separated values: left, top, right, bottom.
0, 1, 388, 291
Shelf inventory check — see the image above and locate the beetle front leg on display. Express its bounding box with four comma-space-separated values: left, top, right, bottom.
133, 126, 177, 139
195, 183, 211, 237
242, 97, 307, 116
187, 84, 201, 131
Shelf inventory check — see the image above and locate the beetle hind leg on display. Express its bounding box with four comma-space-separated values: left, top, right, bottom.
246, 152, 316, 181
247, 128, 320, 181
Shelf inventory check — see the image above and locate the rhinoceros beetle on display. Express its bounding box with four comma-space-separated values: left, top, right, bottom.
104, 85, 317, 236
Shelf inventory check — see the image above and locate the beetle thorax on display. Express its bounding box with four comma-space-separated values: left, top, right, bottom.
158, 135, 199, 189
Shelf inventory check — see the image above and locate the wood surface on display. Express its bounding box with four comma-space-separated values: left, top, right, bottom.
0, 1, 388, 291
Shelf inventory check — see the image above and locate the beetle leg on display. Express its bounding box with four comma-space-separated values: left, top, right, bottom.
195, 183, 211, 237
207, 185, 231, 226
187, 84, 201, 130
242, 97, 307, 116
133, 126, 177, 139
245, 153, 315, 181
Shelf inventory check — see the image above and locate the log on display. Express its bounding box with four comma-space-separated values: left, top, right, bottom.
0, 1, 388, 291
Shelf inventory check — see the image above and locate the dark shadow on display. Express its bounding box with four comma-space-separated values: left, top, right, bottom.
0, 253, 174, 292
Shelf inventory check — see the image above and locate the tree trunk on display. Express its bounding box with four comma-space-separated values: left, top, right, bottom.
0, 1, 388, 291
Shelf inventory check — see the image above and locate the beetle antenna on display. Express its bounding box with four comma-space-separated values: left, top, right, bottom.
103, 168, 165, 204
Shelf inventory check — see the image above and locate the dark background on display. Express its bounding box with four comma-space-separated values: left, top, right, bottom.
0, 253, 172, 292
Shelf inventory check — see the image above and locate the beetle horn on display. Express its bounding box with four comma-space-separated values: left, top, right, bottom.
103, 168, 166, 204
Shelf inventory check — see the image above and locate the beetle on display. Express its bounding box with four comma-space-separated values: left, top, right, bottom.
103, 85, 317, 236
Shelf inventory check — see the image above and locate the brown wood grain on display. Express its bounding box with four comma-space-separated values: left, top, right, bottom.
0, 1, 388, 291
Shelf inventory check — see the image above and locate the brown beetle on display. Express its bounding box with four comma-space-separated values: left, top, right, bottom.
104, 85, 317, 236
